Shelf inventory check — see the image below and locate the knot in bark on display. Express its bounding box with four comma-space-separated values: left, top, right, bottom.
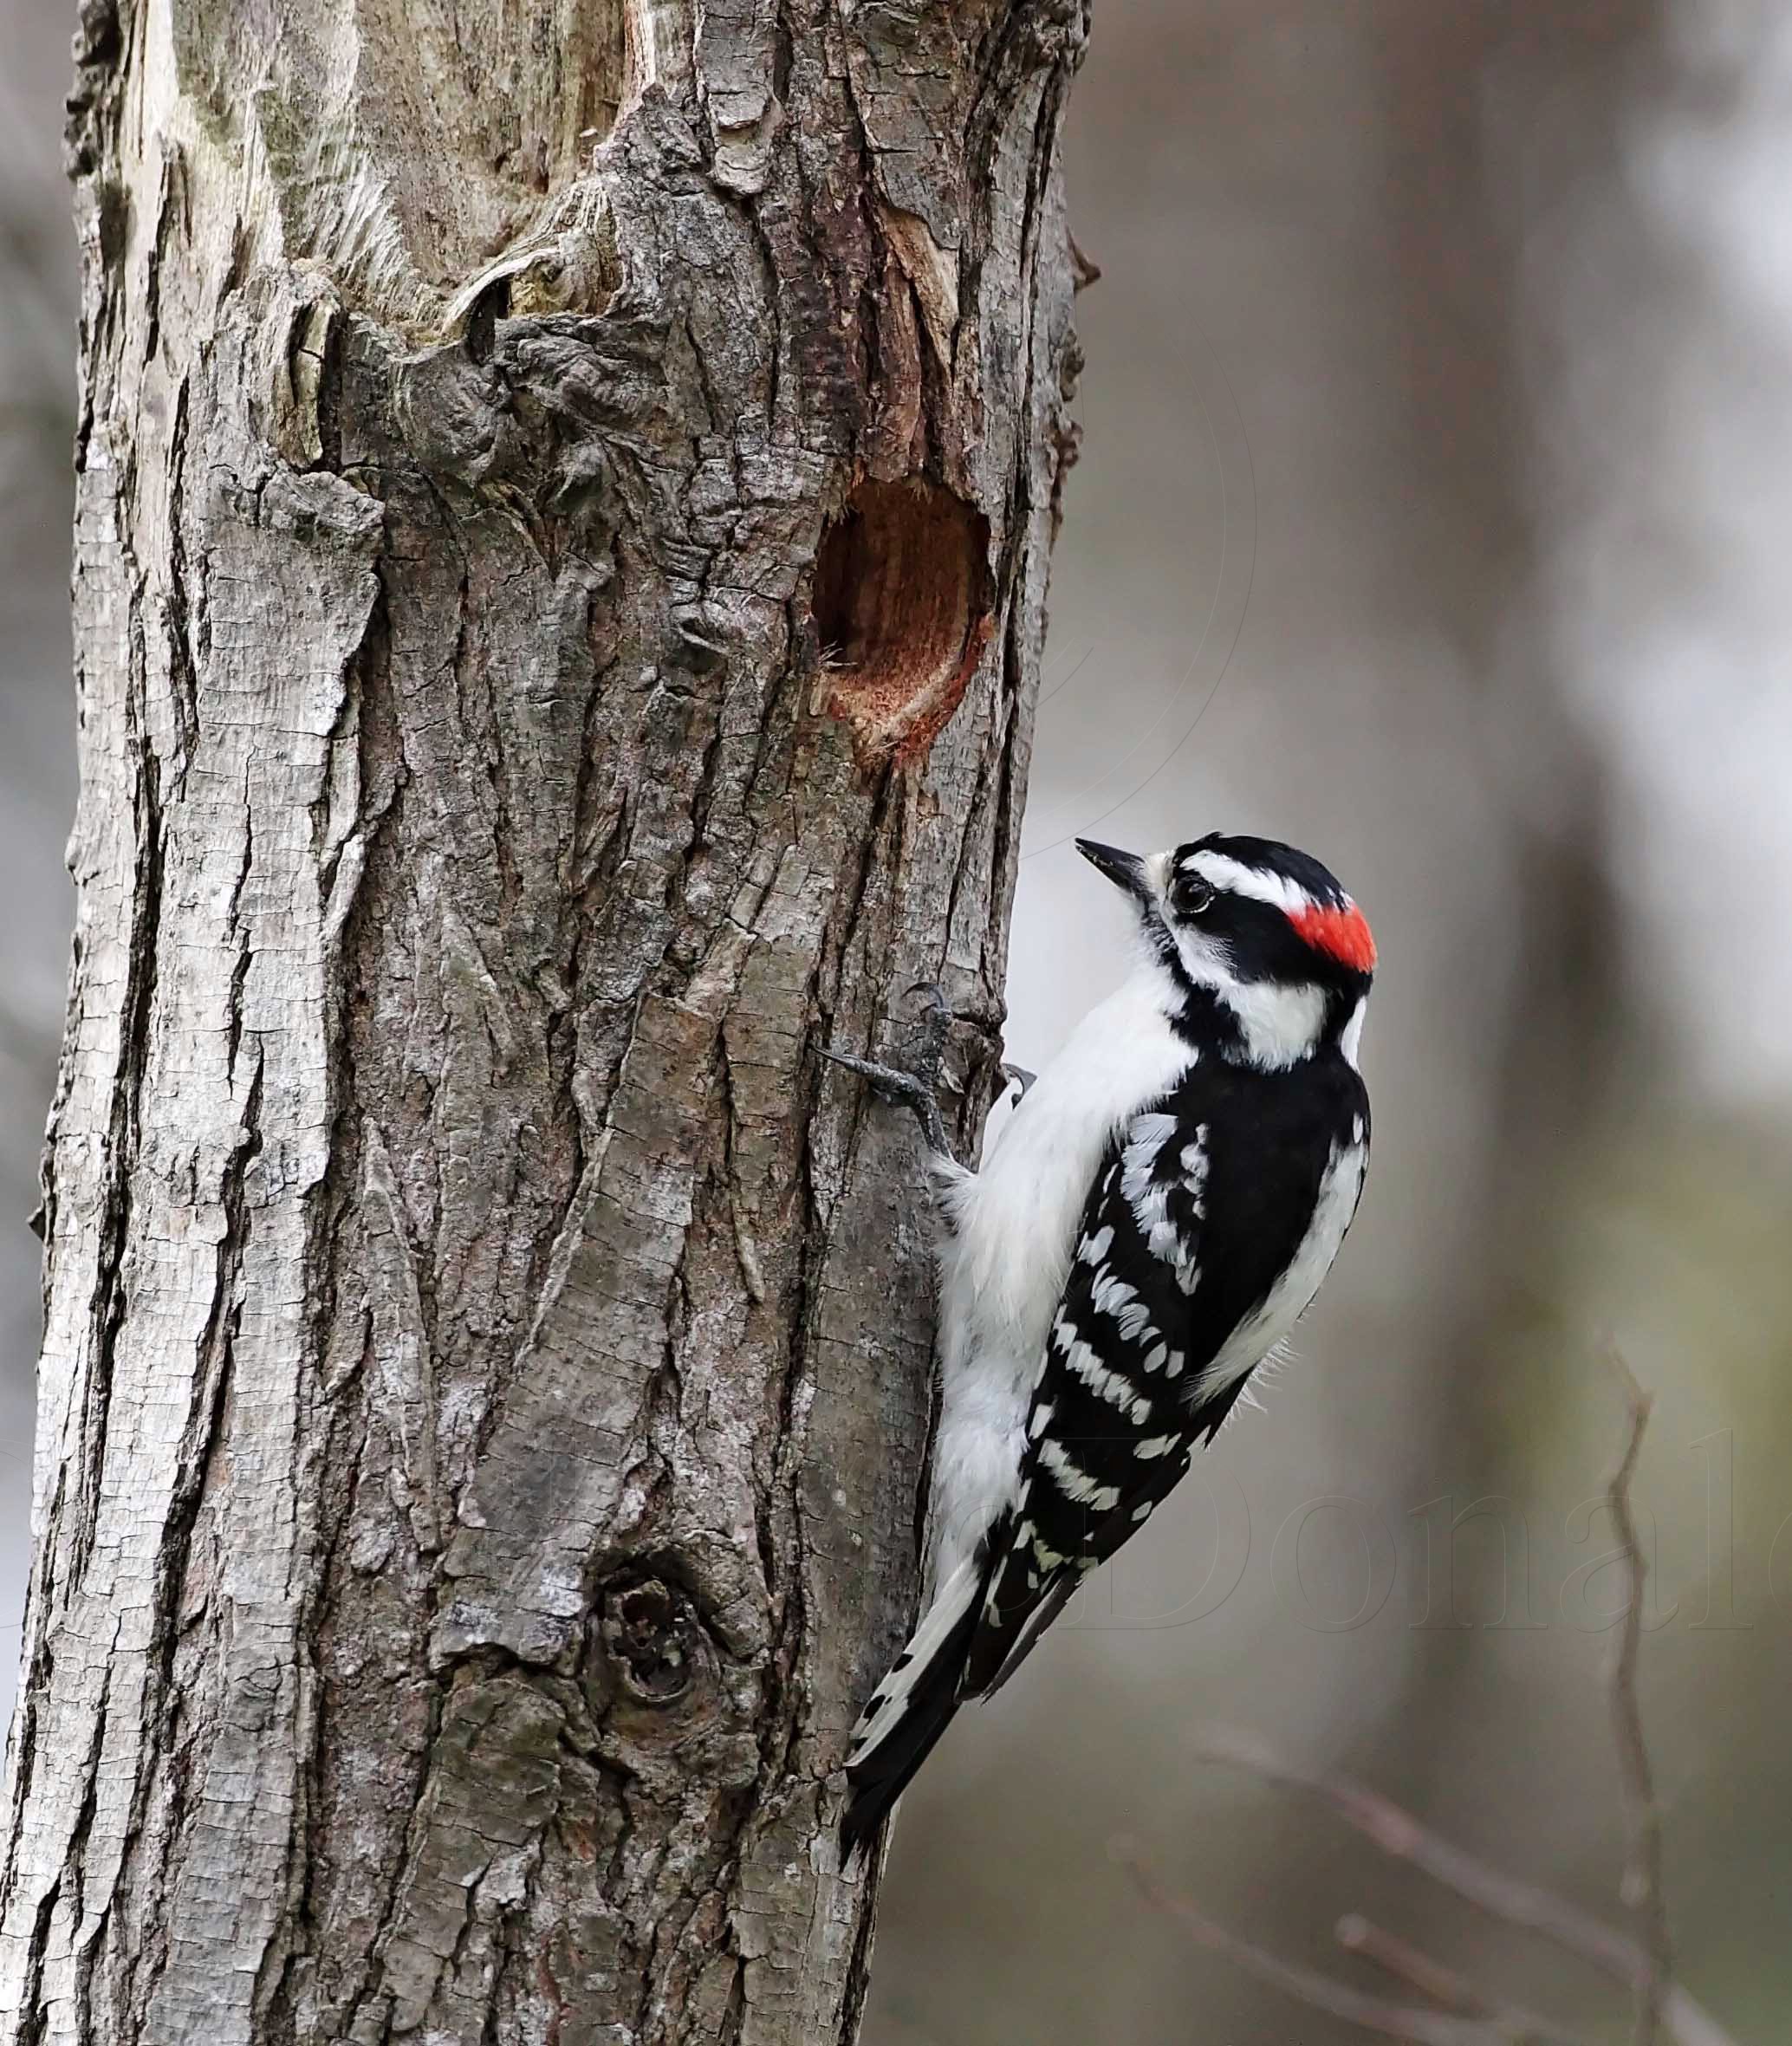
600, 1574, 699, 1706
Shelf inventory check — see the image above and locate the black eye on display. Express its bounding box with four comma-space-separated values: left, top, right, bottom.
1170, 874, 1214, 918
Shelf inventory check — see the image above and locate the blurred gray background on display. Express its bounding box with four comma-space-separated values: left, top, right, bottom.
4, 3, 1790, 2040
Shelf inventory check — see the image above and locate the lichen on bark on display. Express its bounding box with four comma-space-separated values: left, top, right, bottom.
1, 3, 1088, 2040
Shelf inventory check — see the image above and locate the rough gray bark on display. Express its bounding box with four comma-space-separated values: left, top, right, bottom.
0, 3, 1087, 2042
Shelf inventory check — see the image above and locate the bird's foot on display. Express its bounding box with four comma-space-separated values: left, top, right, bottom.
999, 1062, 1037, 1104
821, 983, 952, 1160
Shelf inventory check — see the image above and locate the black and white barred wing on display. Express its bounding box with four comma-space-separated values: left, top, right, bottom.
963, 1105, 1222, 1697
843, 1101, 1258, 1845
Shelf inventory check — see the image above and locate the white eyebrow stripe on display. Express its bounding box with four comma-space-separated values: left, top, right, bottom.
1184, 850, 1324, 916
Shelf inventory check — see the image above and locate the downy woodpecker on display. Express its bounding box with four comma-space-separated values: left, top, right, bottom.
828, 832, 1375, 1853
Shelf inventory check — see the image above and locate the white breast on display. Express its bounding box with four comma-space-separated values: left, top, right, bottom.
1194, 1131, 1367, 1401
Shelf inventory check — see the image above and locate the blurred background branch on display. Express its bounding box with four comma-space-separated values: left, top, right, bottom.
1604, 1344, 1672, 2041
1119, 1360, 1737, 2046
1119, 1846, 1584, 2045
1335, 1914, 1581, 2046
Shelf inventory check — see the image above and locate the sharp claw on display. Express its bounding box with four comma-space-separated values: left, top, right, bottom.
1000, 1062, 1037, 1102
817, 1021, 952, 1163
899, 982, 950, 1089
819, 1045, 925, 1107
818, 1045, 877, 1076
816, 981, 961, 1160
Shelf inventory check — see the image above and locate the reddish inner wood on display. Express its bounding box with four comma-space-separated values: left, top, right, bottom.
814, 477, 990, 762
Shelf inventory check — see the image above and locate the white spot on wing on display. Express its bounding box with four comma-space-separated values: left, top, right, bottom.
1060, 1335, 1152, 1422
1128, 1119, 1204, 1293
1120, 1114, 1178, 1238
1038, 1439, 1121, 1510
1114, 1298, 1156, 1339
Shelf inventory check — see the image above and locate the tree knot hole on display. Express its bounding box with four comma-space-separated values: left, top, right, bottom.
812, 476, 992, 766
600, 1574, 697, 1705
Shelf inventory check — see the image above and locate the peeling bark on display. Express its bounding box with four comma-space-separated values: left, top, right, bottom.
1, 3, 1087, 2043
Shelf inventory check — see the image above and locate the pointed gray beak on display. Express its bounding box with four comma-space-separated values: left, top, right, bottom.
1075, 839, 1151, 902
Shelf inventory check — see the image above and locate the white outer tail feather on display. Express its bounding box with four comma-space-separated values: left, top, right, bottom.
847, 1554, 981, 1767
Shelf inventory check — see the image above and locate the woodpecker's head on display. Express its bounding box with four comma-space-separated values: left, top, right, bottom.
1076, 832, 1374, 1068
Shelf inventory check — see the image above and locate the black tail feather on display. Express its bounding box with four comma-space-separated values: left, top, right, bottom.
840, 1588, 982, 1857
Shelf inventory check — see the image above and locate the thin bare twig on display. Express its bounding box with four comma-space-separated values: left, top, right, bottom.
1189, 1732, 1735, 2046
1335, 1914, 1491, 2017
1114, 1843, 1548, 2045
1194, 1730, 1634, 1970
1135, 1356, 1730, 2046
1602, 1342, 1672, 2044
1334, 1916, 1582, 2046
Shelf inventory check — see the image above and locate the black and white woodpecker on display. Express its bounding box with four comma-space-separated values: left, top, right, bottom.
826, 832, 1376, 1853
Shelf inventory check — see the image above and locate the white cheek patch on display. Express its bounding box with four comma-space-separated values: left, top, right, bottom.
1166, 918, 1326, 1068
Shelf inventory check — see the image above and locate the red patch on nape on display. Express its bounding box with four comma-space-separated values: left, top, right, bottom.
1289, 900, 1376, 972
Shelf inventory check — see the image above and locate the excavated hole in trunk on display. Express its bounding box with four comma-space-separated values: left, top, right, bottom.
812, 477, 991, 764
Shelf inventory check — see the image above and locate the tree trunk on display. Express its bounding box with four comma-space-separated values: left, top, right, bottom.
0, 3, 1086, 2040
